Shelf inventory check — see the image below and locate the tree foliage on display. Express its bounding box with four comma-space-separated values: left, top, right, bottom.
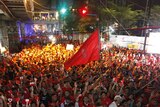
100, 0, 143, 28
150, 5, 160, 26
63, 11, 80, 35
78, 16, 97, 32
63, 0, 144, 34
104, 5, 143, 28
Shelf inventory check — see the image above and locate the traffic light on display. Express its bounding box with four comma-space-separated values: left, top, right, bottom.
59, 7, 67, 17
60, 8, 67, 15
79, 6, 88, 16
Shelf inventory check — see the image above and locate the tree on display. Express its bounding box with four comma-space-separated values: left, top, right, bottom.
88, 0, 144, 30
104, 5, 143, 28
63, 10, 80, 35
77, 16, 97, 33
60, 0, 90, 34
150, 5, 160, 26
62, 0, 144, 34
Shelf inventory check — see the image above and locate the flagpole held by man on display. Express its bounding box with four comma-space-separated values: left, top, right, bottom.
64, 29, 100, 69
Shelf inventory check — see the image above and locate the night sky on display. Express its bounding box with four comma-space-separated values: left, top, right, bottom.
128, 0, 160, 10
34, 0, 160, 10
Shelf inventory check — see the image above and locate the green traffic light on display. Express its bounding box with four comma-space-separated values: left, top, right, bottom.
60, 8, 67, 14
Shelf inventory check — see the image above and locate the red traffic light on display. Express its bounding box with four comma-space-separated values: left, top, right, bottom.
82, 9, 87, 14
79, 6, 88, 16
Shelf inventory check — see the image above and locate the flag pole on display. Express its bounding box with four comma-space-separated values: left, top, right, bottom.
135, 75, 160, 94
96, 15, 102, 61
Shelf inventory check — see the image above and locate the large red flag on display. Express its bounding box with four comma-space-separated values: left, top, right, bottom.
64, 29, 100, 69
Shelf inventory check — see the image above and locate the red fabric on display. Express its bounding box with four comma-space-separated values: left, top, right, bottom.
101, 97, 112, 106
62, 87, 73, 93
119, 79, 124, 86
60, 96, 75, 104
78, 101, 94, 107
22, 99, 31, 105
34, 96, 39, 101
23, 88, 30, 99
113, 77, 118, 83
14, 97, 20, 102
64, 29, 100, 69
77, 95, 94, 107
48, 102, 60, 107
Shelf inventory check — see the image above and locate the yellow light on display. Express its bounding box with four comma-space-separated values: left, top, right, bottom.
55, 11, 59, 20
24, 0, 27, 4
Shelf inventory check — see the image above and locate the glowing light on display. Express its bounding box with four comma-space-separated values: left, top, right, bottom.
60, 8, 67, 14
52, 27, 56, 32
0, 42, 6, 54
109, 26, 115, 33
55, 11, 59, 20
48, 35, 56, 44
33, 24, 39, 32
79, 6, 88, 16
82, 9, 87, 14
24, 0, 27, 4
66, 44, 74, 50
0, 47, 6, 53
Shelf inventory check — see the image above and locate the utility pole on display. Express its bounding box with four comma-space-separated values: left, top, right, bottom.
143, 0, 151, 54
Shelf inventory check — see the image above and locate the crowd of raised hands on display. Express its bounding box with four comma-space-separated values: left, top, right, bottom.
0, 43, 160, 107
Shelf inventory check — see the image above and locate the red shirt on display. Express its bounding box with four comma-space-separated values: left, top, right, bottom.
101, 97, 112, 107
48, 101, 60, 107
78, 96, 95, 107
78, 101, 94, 107
60, 96, 75, 104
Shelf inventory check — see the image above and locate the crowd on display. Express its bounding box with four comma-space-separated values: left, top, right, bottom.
0, 43, 160, 107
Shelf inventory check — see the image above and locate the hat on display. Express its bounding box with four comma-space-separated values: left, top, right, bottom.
114, 95, 122, 101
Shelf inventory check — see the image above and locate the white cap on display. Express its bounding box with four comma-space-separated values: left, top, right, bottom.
114, 95, 122, 101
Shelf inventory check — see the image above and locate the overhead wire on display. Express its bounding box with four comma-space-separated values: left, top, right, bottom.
99, 0, 131, 36
127, 1, 146, 10
125, 1, 156, 28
